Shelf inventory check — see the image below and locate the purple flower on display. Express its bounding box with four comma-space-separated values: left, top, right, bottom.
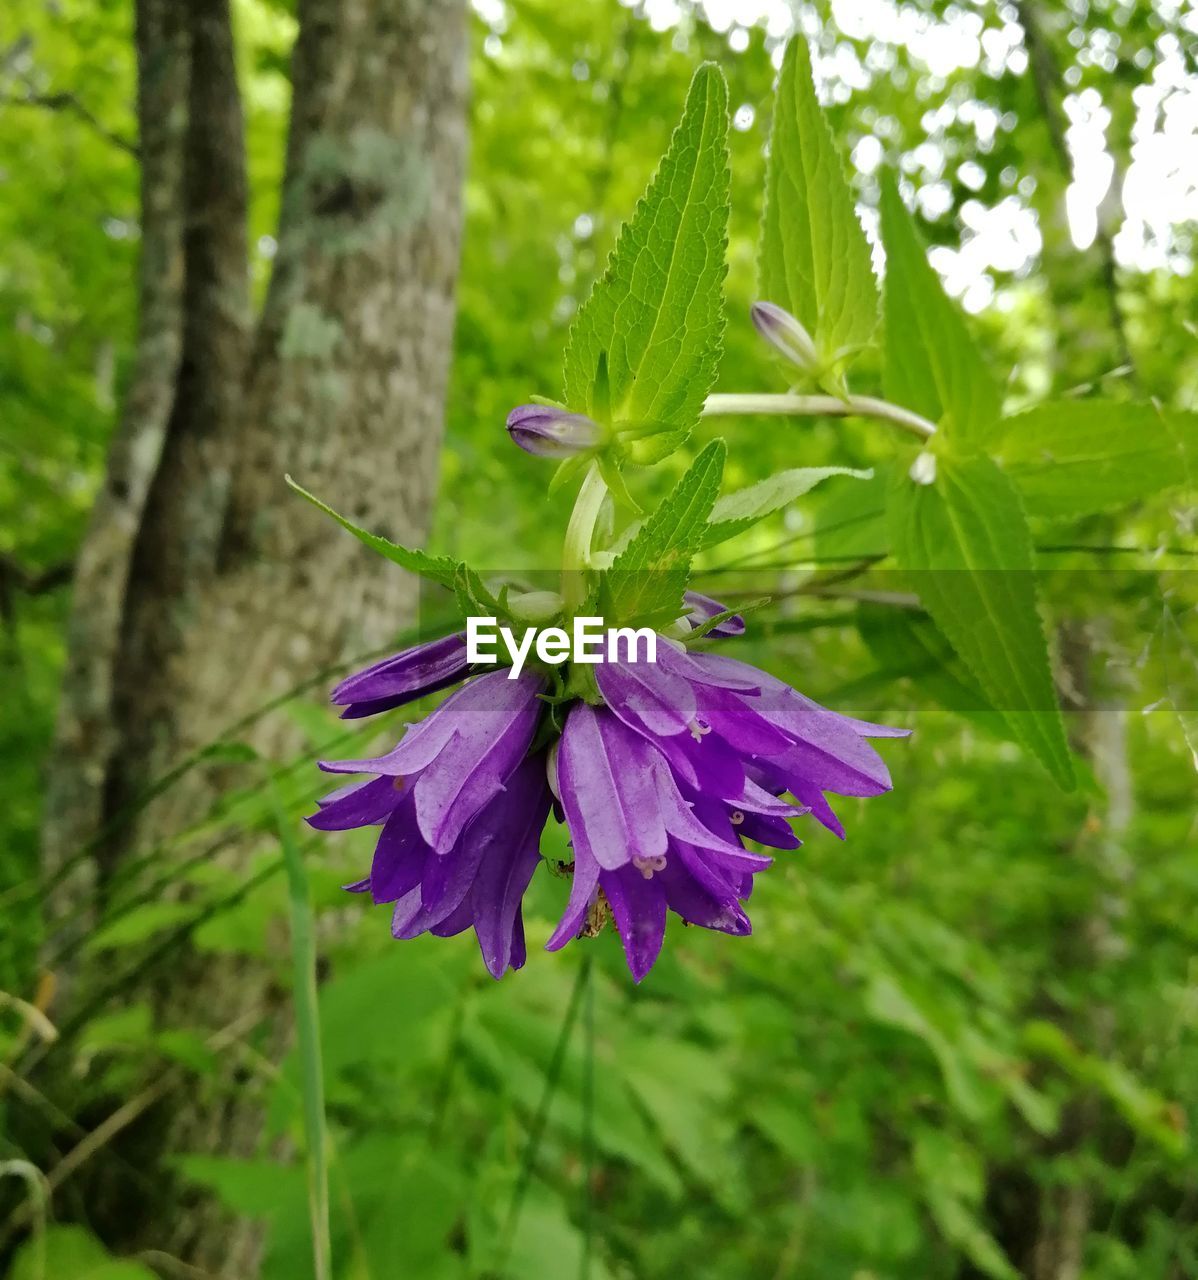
331, 632, 470, 719
308, 591, 906, 982
540, 632, 907, 980
546, 702, 784, 980
506, 404, 601, 458
308, 670, 549, 976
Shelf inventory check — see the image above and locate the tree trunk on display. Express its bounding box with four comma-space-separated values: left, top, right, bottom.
40, 0, 469, 1270
41, 0, 190, 966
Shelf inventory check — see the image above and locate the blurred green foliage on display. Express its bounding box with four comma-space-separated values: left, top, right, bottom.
2, 1, 1196, 1277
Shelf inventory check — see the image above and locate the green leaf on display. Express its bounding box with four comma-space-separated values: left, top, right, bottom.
758, 37, 878, 375
286, 475, 459, 589
703, 466, 871, 547
889, 454, 1074, 788
10, 1226, 157, 1280
603, 440, 726, 627
857, 604, 1005, 734
1024, 1021, 1187, 1158
88, 901, 197, 952
454, 563, 506, 623
879, 175, 1001, 445
863, 972, 988, 1121
997, 400, 1194, 519
562, 64, 729, 445
913, 1129, 1019, 1280
813, 465, 891, 562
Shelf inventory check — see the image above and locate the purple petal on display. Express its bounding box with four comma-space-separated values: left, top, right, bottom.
658, 645, 764, 692
508, 910, 528, 972
545, 847, 601, 951
594, 659, 697, 738
507, 404, 601, 458
557, 704, 668, 872
469, 754, 553, 978
791, 782, 846, 839
369, 793, 433, 904
654, 727, 747, 798
736, 809, 800, 849
647, 751, 749, 857
306, 775, 399, 831
391, 839, 486, 938
412, 672, 545, 852
603, 865, 667, 982
429, 896, 476, 937
332, 633, 470, 716
658, 856, 751, 934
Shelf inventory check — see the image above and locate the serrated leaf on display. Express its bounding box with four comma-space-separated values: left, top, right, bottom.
286, 475, 459, 589
997, 400, 1194, 519
759, 37, 877, 372
454, 563, 506, 623
603, 440, 726, 626
879, 175, 1001, 445
857, 604, 1006, 737
563, 64, 729, 445
703, 466, 871, 547
889, 454, 1074, 788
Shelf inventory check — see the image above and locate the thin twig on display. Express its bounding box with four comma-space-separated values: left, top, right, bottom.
0, 1011, 263, 1247
134, 1250, 218, 1280
23, 862, 284, 1070
0, 89, 139, 156
0, 991, 57, 1046
0, 555, 73, 596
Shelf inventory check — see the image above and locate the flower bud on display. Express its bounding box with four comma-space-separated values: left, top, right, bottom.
750, 301, 820, 373
507, 589, 564, 623
506, 405, 601, 458
909, 450, 937, 485
683, 589, 746, 638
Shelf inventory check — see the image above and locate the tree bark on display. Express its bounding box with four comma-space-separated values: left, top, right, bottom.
1029, 624, 1133, 1280
40, 0, 469, 1271
41, 0, 189, 967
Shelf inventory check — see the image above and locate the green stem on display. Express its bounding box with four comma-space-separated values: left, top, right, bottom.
271, 777, 331, 1280
702, 391, 937, 440
494, 954, 591, 1275
560, 463, 609, 612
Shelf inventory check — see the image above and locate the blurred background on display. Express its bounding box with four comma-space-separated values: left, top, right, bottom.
1, 1, 1197, 1277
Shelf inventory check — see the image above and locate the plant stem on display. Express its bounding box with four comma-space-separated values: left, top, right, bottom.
495, 955, 591, 1275
272, 778, 331, 1280
702, 391, 937, 440
561, 463, 609, 611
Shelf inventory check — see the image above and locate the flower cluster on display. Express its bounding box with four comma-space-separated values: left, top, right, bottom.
309, 591, 906, 981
